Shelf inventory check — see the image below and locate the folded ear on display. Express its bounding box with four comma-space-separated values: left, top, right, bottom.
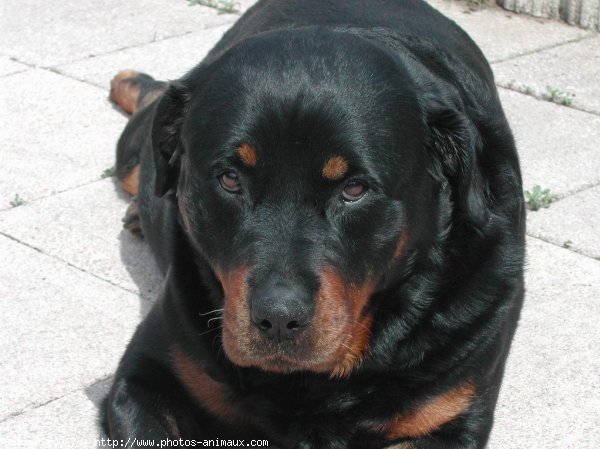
424, 87, 490, 229
151, 81, 190, 197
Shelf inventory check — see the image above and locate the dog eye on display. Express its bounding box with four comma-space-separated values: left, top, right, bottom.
342, 180, 368, 202
219, 170, 241, 193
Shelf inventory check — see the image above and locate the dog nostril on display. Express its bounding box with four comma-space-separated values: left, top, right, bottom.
259, 319, 272, 331
286, 320, 300, 330
250, 283, 312, 340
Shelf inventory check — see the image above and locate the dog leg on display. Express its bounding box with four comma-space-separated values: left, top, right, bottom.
106, 369, 261, 441
110, 70, 167, 115
110, 73, 162, 236
122, 197, 143, 237
106, 376, 187, 440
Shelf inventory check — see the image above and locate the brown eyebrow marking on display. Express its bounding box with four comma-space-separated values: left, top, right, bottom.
322, 155, 349, 181
236, 143, 257, 167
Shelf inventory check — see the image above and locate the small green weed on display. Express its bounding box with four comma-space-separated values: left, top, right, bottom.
542, 86, 575, 106
10, 194, 25, 207
465, 0, 489, 10
506, 82, 575, 106
188, 0, 239, 14
524, 185, 557, 211
506, 80, 534, 96
521, 85, 534, 95
101, 166, 116, 179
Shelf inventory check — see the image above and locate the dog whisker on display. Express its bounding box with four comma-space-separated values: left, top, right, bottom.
206, 316, 224, 327
198, 325, 223, 337
198, 308, 224, 316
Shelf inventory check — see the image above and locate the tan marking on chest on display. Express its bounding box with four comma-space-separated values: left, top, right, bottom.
322, 155, 349, 180
171, 347, 243, 423
376, 382, 476, 439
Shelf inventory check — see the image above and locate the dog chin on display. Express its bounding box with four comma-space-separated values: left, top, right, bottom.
223, 335, 339, 374
240, 354, 339, 375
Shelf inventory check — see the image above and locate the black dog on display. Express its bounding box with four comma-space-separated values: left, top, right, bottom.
105, 1, 525, 447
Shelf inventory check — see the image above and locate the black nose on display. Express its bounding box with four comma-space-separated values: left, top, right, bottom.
250, 282, 312, 342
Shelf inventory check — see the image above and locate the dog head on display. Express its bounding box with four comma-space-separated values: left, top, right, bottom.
151, 28, 489, 376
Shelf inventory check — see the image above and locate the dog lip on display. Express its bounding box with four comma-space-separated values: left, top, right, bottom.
246, 353, 334, 373
225, 332, 346, 373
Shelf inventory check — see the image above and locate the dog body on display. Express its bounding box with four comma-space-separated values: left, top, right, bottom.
105, 1, 525, 448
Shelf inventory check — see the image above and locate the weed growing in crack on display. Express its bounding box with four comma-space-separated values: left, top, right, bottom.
524, 185, 557, 211
188, 0, 239, 14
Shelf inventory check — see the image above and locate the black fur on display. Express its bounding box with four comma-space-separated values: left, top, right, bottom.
105, 1, 525, 448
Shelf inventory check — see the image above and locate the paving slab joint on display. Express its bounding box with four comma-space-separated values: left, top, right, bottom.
490, 33, 595, 64
523, 180, 600, 210
47, 17, 238, 71
526, 234, 600, 261
0, 177, 113, 213
0, 230, 140, 297
496, 85, 600, 117
0, 375, 113, 424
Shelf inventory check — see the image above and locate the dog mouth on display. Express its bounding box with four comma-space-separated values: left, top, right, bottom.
214, 265, 376, 377
234, 346, 330, 373
221, 305, 374, 377
221, 323, 353, 374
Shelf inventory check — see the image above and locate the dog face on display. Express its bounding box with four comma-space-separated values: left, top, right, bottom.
151, 28, 488, 376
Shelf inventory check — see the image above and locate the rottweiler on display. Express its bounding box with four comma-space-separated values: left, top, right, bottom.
104, 0, 525, 448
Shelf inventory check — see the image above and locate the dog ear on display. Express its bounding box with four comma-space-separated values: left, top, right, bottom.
424, 88, 490, 229
151, 81, 190, 197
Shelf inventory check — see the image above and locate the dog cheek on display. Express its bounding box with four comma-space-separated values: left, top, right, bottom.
330, 280, 376, 378
310, 269, 348, 360
214, 266, 255, 364
313, 268, 376, 377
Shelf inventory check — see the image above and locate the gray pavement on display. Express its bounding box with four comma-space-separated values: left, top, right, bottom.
0, 1, 598, 448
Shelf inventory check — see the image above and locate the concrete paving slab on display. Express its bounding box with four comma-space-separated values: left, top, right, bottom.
0, 0, 598, 446
0, 235, 146, 420
66, 0, 585, 89
500, 88, 600, 198
527, 185, 600, 260
0, 69, 125, 210
489, 237, 600, 449
493, 35, 600, 114
427, 0, 590, 62
2, 237, 597, 447
0, 378, 111, 448
0, 56, 29, 77
0, 178, 163, 299
58, 25, 232, 89
0, 0, 236, 67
